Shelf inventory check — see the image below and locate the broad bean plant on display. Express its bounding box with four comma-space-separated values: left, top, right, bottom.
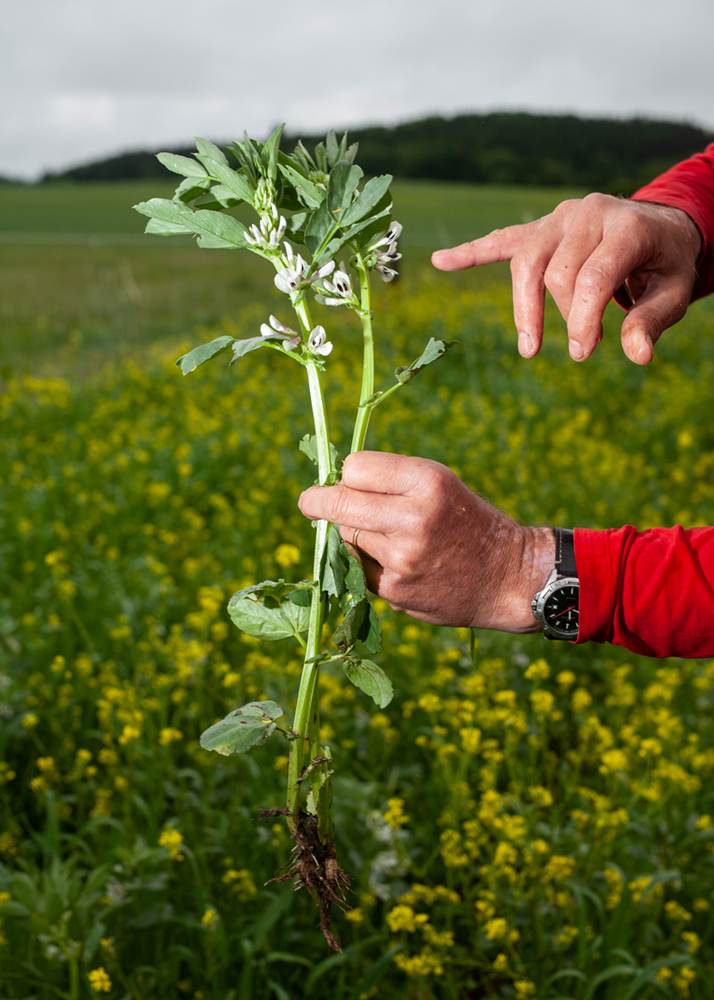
135, 127, 454, 948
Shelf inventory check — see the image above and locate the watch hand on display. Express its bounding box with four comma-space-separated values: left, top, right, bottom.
552, 605, 576, 620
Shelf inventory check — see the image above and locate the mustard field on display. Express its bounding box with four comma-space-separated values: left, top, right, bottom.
2, 181, 714, 998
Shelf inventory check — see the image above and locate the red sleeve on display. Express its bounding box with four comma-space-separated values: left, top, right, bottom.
629, 142, 714, 302
573, 525, 714, 657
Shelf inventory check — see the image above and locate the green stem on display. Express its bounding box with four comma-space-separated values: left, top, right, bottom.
350, 254, 375, 455
286, 295, 334, 830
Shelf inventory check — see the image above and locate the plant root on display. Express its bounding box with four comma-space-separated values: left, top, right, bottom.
272, 810, 351, 952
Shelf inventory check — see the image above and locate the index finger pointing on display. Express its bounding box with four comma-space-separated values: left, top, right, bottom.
431, 219, 546, 271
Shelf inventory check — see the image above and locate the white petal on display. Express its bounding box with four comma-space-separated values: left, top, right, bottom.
283, 241, 294, 263
314, 294, 345, 307
316, 342, 333, 356
260, 323, 274, 337
274, 273, 293, 294
277, 216, 287, 240
315, 259, 336, 279
269, 314, 288, 332
308, 325, 327, 348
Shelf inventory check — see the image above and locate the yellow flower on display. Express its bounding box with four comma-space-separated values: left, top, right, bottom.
515, 982, 536, 998
387, 905, 428, 934
159, 728, 183, 746
524, 658, 550, 682
556, 669, 576, 688
274, 543, 301, 568
384, 797, 408, 829
88, 967, 112, 993
664, 900, 692, 923
201, 907, 218, 929
345, 907, 364, 924
159, 826, 184, 860
21, 714, 39, 729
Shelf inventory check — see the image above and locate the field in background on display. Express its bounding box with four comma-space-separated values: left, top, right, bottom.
0, 180, 587, 375
2, 181, 714, 998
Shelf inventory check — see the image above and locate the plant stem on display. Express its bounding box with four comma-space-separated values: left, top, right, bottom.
286, 296, 333, 830
350, 254, 375, 455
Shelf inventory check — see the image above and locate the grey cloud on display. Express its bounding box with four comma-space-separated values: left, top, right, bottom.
2, 0, 712, 179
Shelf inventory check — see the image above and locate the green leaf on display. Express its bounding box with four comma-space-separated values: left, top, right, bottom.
145, 217, 192, 236
290, 140, 316, 174
298, 434, 340, 469
321, 523, 345, 599
194, 184, 241, 210
395, 338, 459, 384
173, 176, 211, 204
333, 596, 381, 655
195, 138, 228, 166
229, 336, 269, 364
325, 130, 340, 168
305, 200, 335, 256
156, 152, 207, 178
261, 124, 284, 182
278, 163, 324, 209
176, 335, 235, 375
204, 161, 254, 203
200, 701, 284, 756
134, 199, 250, 249
228, 584, 312, 641
315, 142, 328, 173
342, 543, 367, 601
340, 175, 393, 226
327, 161, 364, 219
317, 201, 392, 267
339, 656, 393, 708
229, 140, 257, 184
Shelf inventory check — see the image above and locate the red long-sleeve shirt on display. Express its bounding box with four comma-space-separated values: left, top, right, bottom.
574, 143, 714, 657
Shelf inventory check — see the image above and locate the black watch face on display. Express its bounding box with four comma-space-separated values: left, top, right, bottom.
543, 584, 579, 636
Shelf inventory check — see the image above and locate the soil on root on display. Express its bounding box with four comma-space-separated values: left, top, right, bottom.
260, 808, 351, 951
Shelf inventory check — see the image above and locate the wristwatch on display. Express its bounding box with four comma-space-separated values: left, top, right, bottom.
531, 528, 579, 640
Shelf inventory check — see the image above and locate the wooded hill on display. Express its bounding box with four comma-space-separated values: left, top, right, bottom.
43, 112, 713, 194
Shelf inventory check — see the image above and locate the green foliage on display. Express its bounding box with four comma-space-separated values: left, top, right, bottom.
394, 337, 459, 384
227, 582, 312, 641
176, 335, 235, 375
338, 656, 393, 709
200, 701, 284, 755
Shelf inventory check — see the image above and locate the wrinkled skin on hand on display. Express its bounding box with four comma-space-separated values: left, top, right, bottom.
432, 194, 702, 365
299, 452, 554, 633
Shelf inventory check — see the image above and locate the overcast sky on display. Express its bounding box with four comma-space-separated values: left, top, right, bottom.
2, 0, 713, 180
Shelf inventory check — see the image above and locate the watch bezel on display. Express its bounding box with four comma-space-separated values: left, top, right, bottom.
532, 575, 579, 639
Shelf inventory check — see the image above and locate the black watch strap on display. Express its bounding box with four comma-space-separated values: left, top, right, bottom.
554, 527, 577, 578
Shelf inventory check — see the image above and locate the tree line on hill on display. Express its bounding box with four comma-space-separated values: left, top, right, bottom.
41, 112, 713, 194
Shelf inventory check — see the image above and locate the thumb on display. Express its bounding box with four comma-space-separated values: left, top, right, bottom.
431, 218, 545, 271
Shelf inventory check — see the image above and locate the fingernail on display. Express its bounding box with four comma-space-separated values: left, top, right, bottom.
569, 339, 584, 361
518, 332, 533, 357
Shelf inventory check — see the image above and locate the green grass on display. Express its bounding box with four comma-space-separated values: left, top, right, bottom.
0, 180, 586, 377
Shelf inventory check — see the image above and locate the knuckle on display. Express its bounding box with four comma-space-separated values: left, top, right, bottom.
510, 246, 539, 277
577, 263, 614, 296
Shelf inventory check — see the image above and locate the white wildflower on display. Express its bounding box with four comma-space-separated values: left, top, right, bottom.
307, 326, 333, 357
259, 315, 301, 351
